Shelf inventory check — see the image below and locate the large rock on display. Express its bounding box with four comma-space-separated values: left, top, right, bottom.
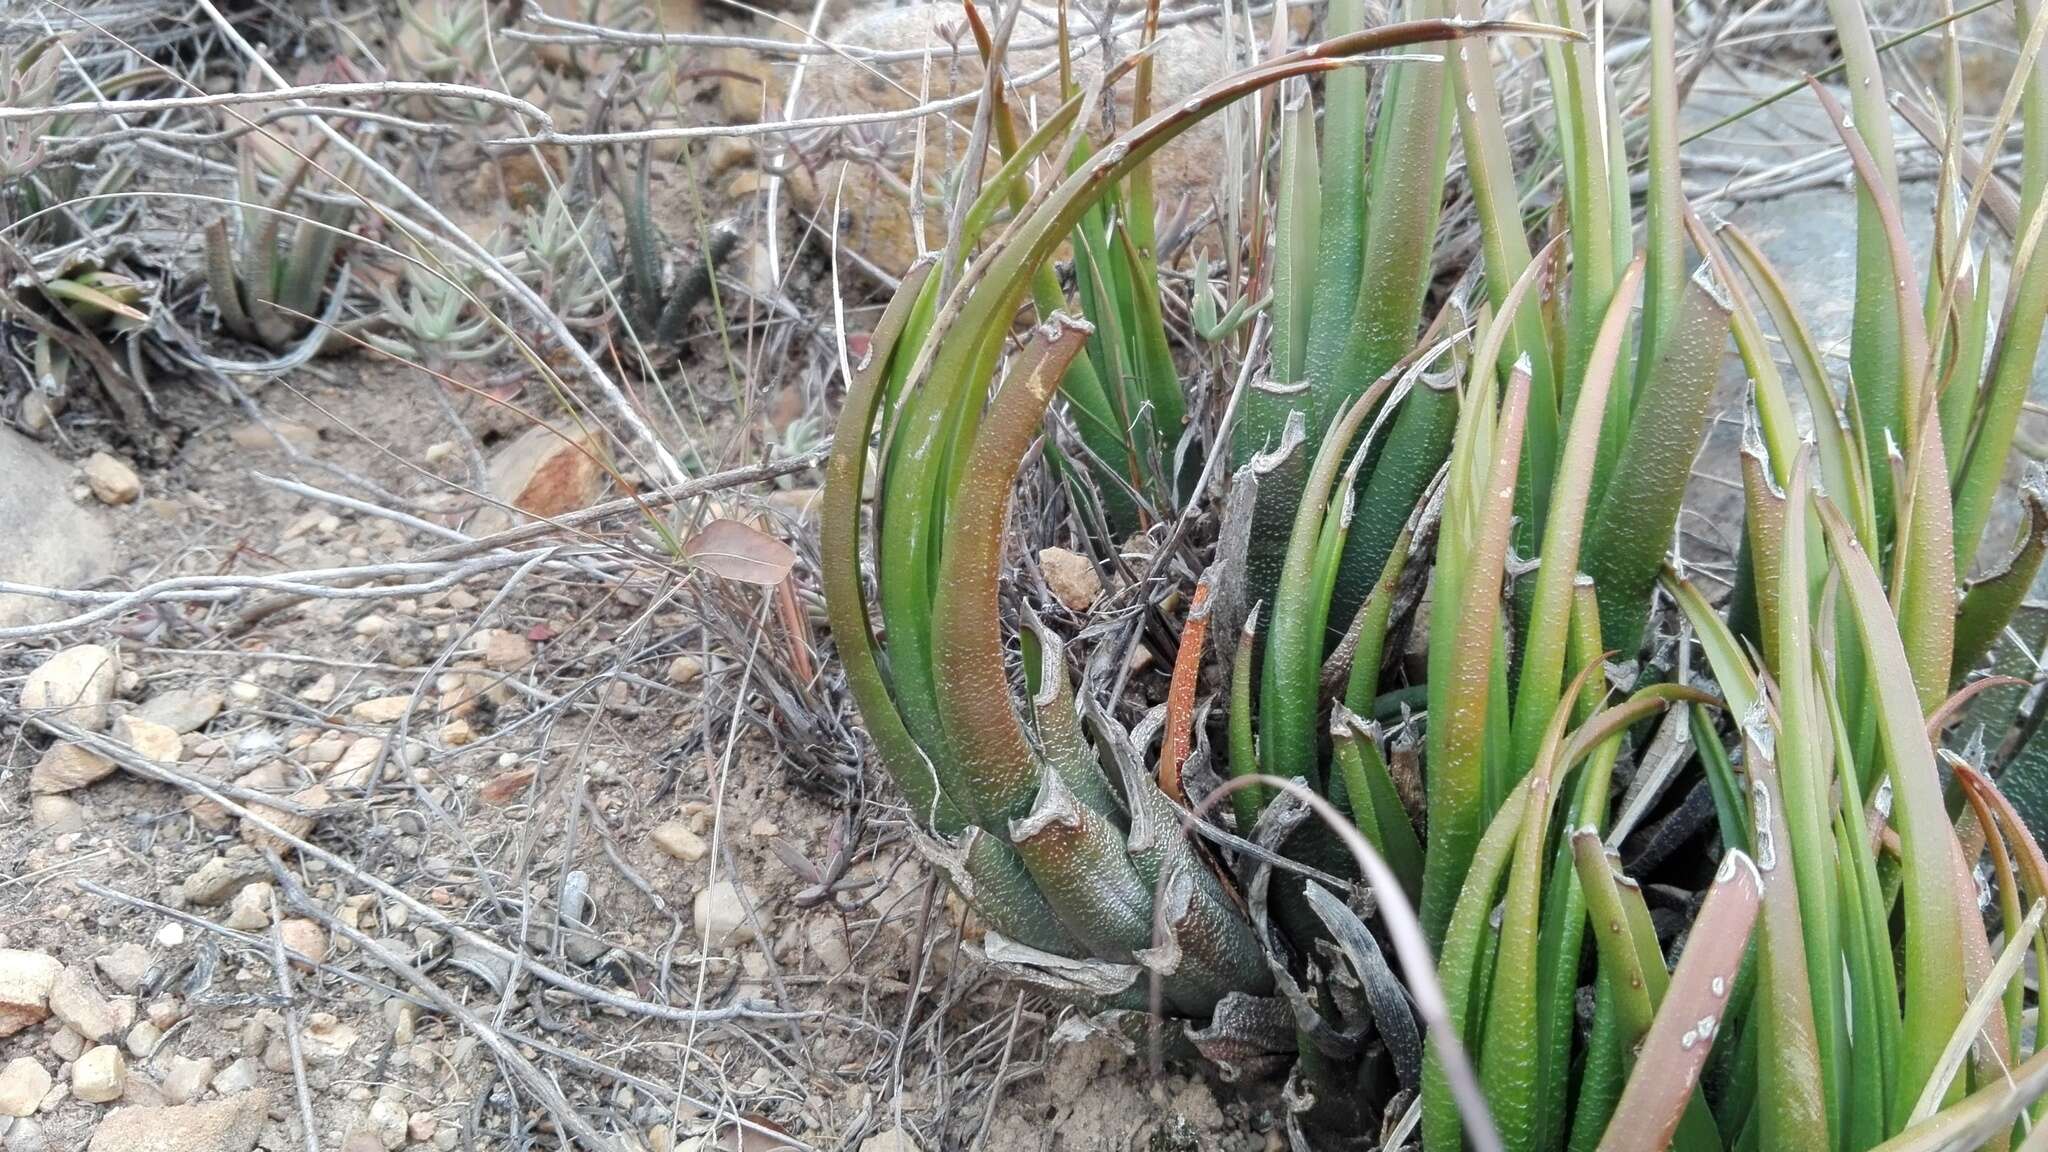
470, 424, 608, 535
0, 430, 116, 630
21, 644, 121, 732
730, 2, 1231, 275
134, 689, 224, 735
0, 950, 61, 1037
30, 743, 115, 794
85, 1092, 270, 1152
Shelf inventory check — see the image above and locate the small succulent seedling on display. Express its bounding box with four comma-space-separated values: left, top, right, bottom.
203, 133, 360, 352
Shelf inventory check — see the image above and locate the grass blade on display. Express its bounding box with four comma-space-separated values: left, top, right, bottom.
1298, 0, 1369, 390
1720, 223, 1880, 554
1262, 367, 1404, 789
1822, 0, 1907, 543
1272, 86, 1321, 384
1911, 899, 2045, 1123
1451, 0, 1556, 527
1512, 257, 1644, 774
1332, 708, 1425, 902
1479, 663, 1602, 1152
1772, 450, 1849, 1143
1424, 783, 1532, 1152
1337, 0, 1453, 432
1628, 0, 1685, 419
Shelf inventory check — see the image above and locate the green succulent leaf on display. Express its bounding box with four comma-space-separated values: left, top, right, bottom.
1581, 270, 1731, 655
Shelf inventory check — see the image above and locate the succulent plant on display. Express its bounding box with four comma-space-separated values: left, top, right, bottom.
508, 193, 614, 326
363, 259, 503, 367
203, 134, 359, 353
610, 144, 741, 355
393, 0, 532, 123
823, 10, 1570, 1139
7, 248, 155, 429
821, 0, 2048, 1148
0, 35, 64, 192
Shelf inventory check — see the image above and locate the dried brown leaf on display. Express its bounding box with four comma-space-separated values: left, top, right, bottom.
683, 518, 798, 585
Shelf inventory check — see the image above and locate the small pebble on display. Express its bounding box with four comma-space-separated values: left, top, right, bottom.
225, 882, 275, 932
124, 1020, 161, 1059
650, 821, 707, 863
70, 1045, 124, 1103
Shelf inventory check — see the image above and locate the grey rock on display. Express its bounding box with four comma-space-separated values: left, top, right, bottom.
134, 689, 223, 735
93, 946, 150, 996
5, 1117, 47, 1152
179, 856, 265, 908
27, 796, 84, 836
365, 1097, 407, 1150
0, 430, 116, 631
1688, 72, 2047, 577
158, 1057, 214, 1106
